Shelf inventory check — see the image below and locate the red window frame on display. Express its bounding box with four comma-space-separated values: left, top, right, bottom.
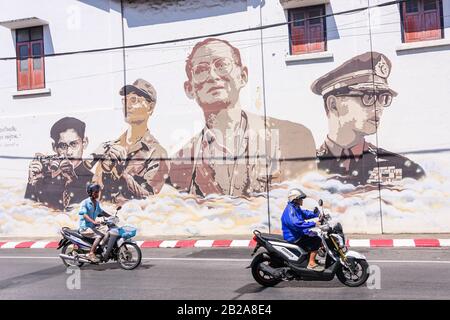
401, 0, 443, 43
16, 27, 45, 91
289, 5, 326, 55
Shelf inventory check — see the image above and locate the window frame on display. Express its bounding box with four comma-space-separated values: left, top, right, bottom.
400, 0, 444, 43
288, 4, 327, 55
15, 26, 45, 91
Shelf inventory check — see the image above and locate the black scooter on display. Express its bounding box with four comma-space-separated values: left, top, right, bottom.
249, 200, 369, 287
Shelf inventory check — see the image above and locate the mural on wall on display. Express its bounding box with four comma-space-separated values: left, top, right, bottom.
312, 52, 426, 187
8, 36, 447, 237
24, 117, 93, 211
168, 38, 317, 197
89, 78, 169, 205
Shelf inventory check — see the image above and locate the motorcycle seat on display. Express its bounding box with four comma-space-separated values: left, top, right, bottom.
260, 233, 290, 243
63, 228, 94, 242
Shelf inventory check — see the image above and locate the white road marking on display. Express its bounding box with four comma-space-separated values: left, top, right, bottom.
1, 256, 450, 264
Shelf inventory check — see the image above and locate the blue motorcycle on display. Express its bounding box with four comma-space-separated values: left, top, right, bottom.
57, 206, 142, 270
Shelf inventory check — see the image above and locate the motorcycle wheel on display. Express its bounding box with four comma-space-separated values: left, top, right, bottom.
251, 253, 282, 287
61, 243, 84, 268
118, 243, 142, 270
336, 259, 369, 287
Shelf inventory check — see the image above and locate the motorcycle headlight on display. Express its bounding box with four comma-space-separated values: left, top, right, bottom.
332, 234, 345, 248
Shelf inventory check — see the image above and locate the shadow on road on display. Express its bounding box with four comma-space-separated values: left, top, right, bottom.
231, 279, 347, 299
0, 265, 65, 290
276, 279, 345, 289
81, 262, 154, 271
231, 283, 267, 300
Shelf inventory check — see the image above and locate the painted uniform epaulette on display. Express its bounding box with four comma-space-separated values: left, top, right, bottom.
367, 142, 378, 155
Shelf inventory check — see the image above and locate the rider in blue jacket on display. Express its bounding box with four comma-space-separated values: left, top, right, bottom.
281, 188, 323, 271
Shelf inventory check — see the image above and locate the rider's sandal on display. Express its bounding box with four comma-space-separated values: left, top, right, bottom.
307, 264, 325, 272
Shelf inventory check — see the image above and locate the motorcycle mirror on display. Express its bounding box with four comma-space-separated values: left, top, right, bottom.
116, 206, 122, 212
318, 199, 323, 207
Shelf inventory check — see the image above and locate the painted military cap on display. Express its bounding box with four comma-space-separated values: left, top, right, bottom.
120, 78, 157, 103
311, 52, 398, 96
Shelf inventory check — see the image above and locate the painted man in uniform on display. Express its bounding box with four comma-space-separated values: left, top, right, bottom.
311, 52, 425, 186
90, 79, 169, 204
169, 38, 317, 197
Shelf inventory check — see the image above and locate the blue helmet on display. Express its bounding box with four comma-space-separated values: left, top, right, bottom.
86, 183, 101, 196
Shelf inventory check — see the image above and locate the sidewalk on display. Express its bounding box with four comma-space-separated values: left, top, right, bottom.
1, 234, 450, 249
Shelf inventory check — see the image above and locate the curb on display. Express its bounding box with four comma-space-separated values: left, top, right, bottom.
0, 239, 449, 249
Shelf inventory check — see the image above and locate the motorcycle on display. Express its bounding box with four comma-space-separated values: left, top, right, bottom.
249, 199, 369, 287
57, 206, 142, 270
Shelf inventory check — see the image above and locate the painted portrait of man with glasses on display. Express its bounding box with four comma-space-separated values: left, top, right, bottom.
312, 52, 425, 187
169, 38, 317, 197
25, 117, 93, 210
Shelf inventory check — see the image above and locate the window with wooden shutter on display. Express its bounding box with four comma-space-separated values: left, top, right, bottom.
289, 5, 326, 55
402, 0, 443, 43
15, 26, 45, 90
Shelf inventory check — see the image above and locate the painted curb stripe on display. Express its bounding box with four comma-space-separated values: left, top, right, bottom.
141, 241, 162, 248
230, 240, 251, 247
135, 241, 144, 248
0, 242, 21, 249
393, 239, 416, 247
438, 239, 450, 247
212, 240, 233, 247
175, 240, 197, 248
15, 241, 35, 248
194, 240, 214, 248
159, 240, 178, 248
414, 239, 440, 247
0, 239, 448, 249
45, 242, 59, 249
370, 239, 394, 247
348, 239, 370, 247
30, 241, 50, 249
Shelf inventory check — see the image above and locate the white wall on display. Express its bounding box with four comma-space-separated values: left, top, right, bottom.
0, 0, 449, 236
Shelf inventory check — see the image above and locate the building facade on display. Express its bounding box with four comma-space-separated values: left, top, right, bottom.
0, 0, 449, 237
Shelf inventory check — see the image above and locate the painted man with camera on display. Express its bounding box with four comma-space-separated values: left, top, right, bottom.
25, 117, 93, 210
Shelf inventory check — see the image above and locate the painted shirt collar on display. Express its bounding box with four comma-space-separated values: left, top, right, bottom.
325, 136, 368, 158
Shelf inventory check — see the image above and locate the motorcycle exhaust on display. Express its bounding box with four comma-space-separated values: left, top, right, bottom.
59, 254, 91, 264
259, 263, 285, 279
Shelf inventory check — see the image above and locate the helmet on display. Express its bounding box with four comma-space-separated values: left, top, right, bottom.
288, 188, 307, 202
86, 183, 101, 196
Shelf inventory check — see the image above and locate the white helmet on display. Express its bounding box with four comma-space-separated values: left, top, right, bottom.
288, 188, 307, 202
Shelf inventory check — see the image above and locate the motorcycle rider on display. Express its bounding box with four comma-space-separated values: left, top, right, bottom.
78, 183, 111, 262
281, 188, 324, 271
